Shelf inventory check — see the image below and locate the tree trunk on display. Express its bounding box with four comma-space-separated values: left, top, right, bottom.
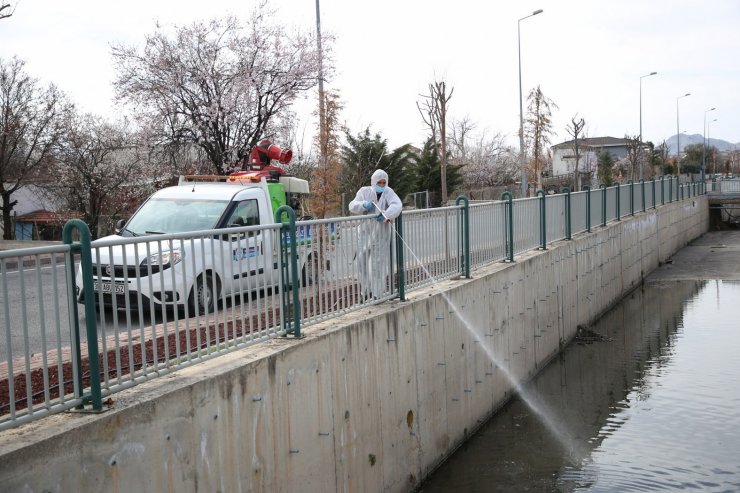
2, 192, 14, 240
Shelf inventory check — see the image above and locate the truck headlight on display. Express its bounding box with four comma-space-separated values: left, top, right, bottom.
141, 250, 183, 269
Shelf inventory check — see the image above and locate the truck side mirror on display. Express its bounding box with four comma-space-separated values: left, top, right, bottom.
115, 218, 127, 235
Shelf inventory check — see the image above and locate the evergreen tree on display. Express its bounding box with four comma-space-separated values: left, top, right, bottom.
339, 127, 416, 208
597, 150, 615, 186
680, 143, 716, 175
413, 138, 463, 207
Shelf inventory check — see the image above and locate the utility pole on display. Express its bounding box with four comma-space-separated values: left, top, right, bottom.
315, 0, 327, 190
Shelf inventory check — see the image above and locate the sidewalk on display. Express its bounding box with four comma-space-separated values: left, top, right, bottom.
0, 240, 62, 251
0, 240, 66, 270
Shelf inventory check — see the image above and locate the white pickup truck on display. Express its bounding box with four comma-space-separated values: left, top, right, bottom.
77, 174, 312, 314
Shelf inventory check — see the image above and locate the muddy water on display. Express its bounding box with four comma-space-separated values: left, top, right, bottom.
419, 280, 740, 492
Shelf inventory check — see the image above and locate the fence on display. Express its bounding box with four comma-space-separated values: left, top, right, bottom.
707, 178, 740, 193
0, 177, 703, 430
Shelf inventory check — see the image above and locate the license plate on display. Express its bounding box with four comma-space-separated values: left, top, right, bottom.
94, 282, 125, 294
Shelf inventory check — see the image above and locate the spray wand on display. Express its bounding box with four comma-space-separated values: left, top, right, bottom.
371, 201, 391, 223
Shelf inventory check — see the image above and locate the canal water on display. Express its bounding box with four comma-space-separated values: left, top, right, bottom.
419, 280, 740, 492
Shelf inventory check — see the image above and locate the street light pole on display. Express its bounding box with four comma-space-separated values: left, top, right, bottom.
518, 8, 543, 197
315, 0, 328, 200
707, 118, 718, 176
676, 93, 690, 169
638, 71, 657, 179
702, 107, 716, 182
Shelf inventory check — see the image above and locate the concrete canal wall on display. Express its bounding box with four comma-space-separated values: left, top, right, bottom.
0, 197, 708, 492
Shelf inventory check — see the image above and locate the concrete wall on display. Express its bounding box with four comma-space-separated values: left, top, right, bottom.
0, 198, 708, 493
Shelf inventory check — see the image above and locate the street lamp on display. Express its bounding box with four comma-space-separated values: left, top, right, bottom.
702, 107, 716, 182
676, 93, 690, 164
638, 71, 657, 179
518, 8, 543, 197
707, 117, 718, 176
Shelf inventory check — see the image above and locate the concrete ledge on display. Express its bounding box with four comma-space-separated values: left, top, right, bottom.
0, 198, 708, 493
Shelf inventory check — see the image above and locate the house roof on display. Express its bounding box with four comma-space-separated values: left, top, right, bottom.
15, 209, 82, 224
551, 136, 627, 149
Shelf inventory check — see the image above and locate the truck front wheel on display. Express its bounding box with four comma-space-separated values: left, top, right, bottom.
189, 273, 220, 314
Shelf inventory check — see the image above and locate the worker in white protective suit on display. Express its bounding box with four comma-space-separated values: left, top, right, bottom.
348, 169, 403, 300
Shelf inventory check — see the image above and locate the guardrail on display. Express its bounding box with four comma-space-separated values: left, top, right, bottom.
707, 178, 740, 193
0, 176, 703, 429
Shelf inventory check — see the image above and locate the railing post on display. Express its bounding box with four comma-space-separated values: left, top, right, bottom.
394, 212, 406, 300
500, 191, 514, 261
677, 177, 680, 200
651, 178, 656, 209
274, 205, 301, 338
600, 184, 607, 226
616, 183, 621, 221
62, 219, 102, 412
659, 176, 665, 205
455, 196, 470, 279
641, 179, 646, 212
561, 187, 572, 240
536, 189, 547, 249
669, 177, 673, 202
628, 180, 635, 216
582, 185, 591, 232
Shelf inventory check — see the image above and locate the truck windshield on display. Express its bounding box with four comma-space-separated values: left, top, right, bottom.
123, 198, 230, 236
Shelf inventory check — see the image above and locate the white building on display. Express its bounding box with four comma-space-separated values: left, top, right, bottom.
551, 136, 630, 177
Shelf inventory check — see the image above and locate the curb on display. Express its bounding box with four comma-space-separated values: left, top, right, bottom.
1, 254, 67, 271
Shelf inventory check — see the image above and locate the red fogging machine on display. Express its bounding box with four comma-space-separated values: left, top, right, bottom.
248, 139, 292, 168
231, 138, 293, 182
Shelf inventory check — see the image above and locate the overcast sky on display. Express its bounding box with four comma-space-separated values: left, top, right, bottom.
2, 0, 739, 151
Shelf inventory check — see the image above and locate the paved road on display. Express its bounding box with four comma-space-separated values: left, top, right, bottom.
0, 262, 75, 364
0, 262, 173, 364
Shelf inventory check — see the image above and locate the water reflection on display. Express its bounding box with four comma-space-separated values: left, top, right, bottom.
420, 280, 740, 492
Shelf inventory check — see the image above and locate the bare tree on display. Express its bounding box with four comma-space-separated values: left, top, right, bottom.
624, 134, 642, 181
54, 114, 152, 238
566, 114, 586, 190
524, 85, 558, 190
279, 117, 316, 182
310, 89, 344, 218
449, 116, 476, 164
417, 79, 453, 205
0, 57, 73, 239
456, 130, 517, 188
112, 10, 328, 175
0, 2, 15, 20
652, 140, 671, 176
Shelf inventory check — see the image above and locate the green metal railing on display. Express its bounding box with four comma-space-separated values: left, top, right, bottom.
537, 189, 547, 249
275, 205, 301, 338
583, 185, 592, 233
0, 177, 705, 429
456, 196, 471, 279
561, 187, 572, 240
63, 219, 103, 412
501, 191, 514, 261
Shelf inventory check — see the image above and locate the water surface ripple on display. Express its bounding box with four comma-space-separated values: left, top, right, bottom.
420, 280, 740, 492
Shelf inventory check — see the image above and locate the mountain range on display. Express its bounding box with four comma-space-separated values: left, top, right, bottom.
665, 134, 739, 155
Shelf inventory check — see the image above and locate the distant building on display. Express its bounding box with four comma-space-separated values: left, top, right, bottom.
551, 137, 630, 177
0, 183, 75, 240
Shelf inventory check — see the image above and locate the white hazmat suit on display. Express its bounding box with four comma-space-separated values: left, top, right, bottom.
348, 169, 403, 300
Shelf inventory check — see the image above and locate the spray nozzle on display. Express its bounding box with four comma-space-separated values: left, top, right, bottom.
371, 202, 390, 222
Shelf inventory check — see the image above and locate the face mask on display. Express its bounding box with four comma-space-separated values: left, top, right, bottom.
374, 185, 385, 194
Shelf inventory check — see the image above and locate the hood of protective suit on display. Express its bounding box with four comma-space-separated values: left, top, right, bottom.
371, 169, 389, 187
